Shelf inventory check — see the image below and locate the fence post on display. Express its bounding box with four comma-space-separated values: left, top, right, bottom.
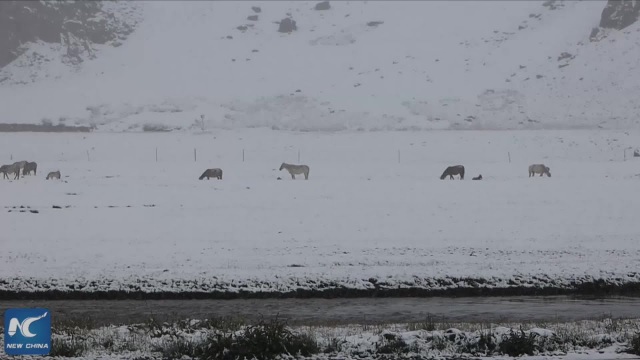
155, 148, 158, 162
194, 148, 197, 162
398, 149, 401, 164
242, 149, 245, 162
86, 150, 90, 162
508, 152, 511, 163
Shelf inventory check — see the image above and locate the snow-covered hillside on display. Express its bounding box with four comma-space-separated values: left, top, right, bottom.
1, 1, 640, 131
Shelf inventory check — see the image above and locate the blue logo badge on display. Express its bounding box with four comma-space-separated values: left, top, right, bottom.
4, 308, 51, 356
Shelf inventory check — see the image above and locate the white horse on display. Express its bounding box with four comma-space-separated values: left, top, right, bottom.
279, 162, 310, 180
529, 164, 551, 177
46, 171, 61, 180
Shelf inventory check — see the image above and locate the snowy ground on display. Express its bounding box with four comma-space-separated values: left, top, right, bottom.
1, 129, 639, 294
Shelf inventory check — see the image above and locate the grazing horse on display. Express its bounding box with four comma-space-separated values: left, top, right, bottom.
472, 174, 483, 180
199, 168, 223, 180
23, 161, 37, 176
529, 164, 551, 177
0, 163, 20, 180
440, 165, 465, 180
46, 171, 61, 180
279, 162, 310, 180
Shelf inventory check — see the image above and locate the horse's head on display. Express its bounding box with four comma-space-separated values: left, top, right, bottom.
545, 167, 551, 177
279, 163, 285, 171
440, 173, 447, 180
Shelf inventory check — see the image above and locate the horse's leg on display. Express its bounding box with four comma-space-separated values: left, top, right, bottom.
305, 172, 308, 180
291, 172, 295, 180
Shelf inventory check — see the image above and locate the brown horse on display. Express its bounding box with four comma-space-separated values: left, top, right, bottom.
0, 163, 20, 180
440, 165, 465, 180
23, 161, 37, 176
199, 168, 223, 180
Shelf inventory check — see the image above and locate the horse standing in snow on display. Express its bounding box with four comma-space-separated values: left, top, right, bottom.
528, 164, 551, 177
0, 163, 20, 180
23, 161, 37, 176
440, 165, 465, 180
199, 168, 223, 180
12, 161, 28, 176
279, 163, 310, 180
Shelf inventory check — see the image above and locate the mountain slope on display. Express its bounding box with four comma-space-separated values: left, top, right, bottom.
1, 0, 639, 131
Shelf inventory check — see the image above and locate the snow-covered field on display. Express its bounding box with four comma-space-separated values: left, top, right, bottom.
1, 129, 639, 294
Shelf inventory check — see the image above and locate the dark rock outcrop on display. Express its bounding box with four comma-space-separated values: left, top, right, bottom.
0, 1, 136, 69
278, 18, 297, 33
251, 6, 261, 13
247, 15, 259, 21
315, 1, 331, 11
599, 0, 640, 30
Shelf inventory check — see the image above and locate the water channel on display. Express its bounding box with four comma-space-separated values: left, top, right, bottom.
2, 296, 638, 326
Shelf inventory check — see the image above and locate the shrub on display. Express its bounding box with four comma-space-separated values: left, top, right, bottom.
156, 338, 203, 359
628, 333, 640, 355
500, 328, 537, 356
50, 337, 86, 357
198, 317, 319, 360
376, 332, 410, 354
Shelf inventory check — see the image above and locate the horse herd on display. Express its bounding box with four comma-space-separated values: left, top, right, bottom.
198, 162, 550, 181
1, 160, 550, 182
0, 160, 61, 180
439, 163, 551, 180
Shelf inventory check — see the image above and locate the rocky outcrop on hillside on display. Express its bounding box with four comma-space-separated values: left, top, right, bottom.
278, 18, 298, 33
314, 2, 331, 11
599, 0, 640, 30
0, 1, 138, 69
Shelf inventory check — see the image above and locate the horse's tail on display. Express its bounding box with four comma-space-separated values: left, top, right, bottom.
199, 170, 208, 180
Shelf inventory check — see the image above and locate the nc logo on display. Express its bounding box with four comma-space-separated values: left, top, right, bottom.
4, 308, 51, 356
7, 311, 48, 337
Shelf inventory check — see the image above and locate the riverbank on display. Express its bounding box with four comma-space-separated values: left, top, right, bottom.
30, 313, 640, 359
2, 278, 640, 300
